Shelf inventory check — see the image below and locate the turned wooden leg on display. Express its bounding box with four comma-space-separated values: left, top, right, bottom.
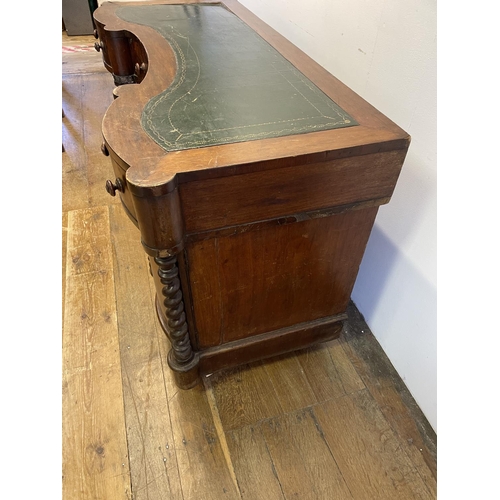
153, 254, 200, 389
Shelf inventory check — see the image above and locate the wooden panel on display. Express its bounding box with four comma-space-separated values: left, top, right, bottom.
261, 409, 353, 499
185, 237, 222, 348
109, 205, 183, 500
180, 150, 404, 233
62, 207, 131, 500
108, 155, 138, 221
187, 207, 378, 346
314, 390, 434, 500
199, 317, 344, 376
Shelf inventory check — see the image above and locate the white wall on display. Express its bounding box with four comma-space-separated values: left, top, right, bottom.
237, 0, 437, 431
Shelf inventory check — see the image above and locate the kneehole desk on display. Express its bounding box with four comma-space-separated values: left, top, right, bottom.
93, 0, 410, 389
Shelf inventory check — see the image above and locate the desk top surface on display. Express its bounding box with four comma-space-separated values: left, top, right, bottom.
95, 0, 409, 193
117, 4, 357, 152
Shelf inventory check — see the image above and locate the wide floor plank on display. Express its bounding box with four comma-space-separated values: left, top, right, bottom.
294, 338, 365, 402
62, 71, 117, 213
62, 207, 131, 500
82, 74, 116, 208
326, 337, 366, 394
62, 211, 68, 323
110, 204, 184, 500
340, 303, 437, 495
166, 384, 242, 500
260, 408, 353, 500
63, 74, 89, 212
314, 390, 433, 500
208, 361, 283, 431
225, 425, 285, 500
261, 353, 319, 413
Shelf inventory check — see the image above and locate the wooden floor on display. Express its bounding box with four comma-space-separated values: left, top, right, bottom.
62, 32, 437, 500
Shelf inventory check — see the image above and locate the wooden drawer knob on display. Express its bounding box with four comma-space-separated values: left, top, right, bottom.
94, 41, 103, 52
93, 29, 99, 39
101, 143, 109, 156
135, 62, 147, 75
105, 178, 124, 197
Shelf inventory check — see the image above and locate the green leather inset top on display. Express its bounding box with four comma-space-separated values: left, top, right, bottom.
117, 4, 358, 152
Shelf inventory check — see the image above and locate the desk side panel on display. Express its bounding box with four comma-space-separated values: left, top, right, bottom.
185, 207, 378, 348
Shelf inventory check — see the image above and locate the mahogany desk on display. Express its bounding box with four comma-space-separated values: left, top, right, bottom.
93, 0, 410, 389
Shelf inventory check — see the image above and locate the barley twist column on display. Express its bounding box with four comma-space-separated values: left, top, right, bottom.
154, 255, 199, 388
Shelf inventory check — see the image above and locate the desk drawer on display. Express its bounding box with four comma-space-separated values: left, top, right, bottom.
107, 154, 138, 224
93, 23, 148, 85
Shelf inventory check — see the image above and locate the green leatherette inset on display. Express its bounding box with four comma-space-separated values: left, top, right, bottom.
117, 4, 358, 152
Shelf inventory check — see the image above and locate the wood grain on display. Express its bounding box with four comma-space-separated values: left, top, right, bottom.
62, 207, 131, 500
314, 389, 434, 500
93, 0, 410, 387
261, 408, 353, 500
82, 74, 116, 208
164, 384, 242, 499
207, 362, 283, 431
62, 71, 119, 212
66, 207, 113, 275
261, 353, 318, 414
293, 340, 359, 402
179, 151, 403, 234
62, 32, 107, 74
225, 425, 285, 500
109, 204, 183, 500
205, 382, 242, 494
198, 318, 344, 377
62, 211, 68, 324
326, 337, 366, 394
62, 75, 89, 212
186, 209, 378, 345
184, 237, 222, 348
340, 303, 437, 496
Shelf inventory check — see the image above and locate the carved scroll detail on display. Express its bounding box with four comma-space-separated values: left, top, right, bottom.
155, 255, 194, 366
